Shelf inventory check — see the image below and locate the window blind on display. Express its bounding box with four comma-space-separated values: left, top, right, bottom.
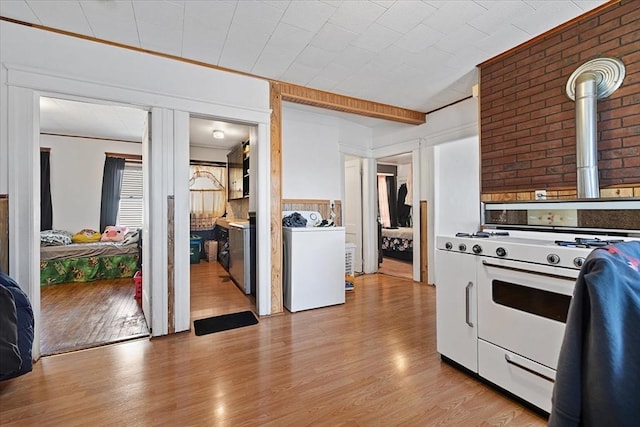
117, 162, 143, 229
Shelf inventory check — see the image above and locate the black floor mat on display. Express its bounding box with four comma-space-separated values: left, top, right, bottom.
194, 311, 258, 336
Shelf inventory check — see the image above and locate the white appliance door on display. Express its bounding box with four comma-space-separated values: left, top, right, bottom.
286, 228, 345, 312
477, 258, 577, 370
435, 249, 478, 372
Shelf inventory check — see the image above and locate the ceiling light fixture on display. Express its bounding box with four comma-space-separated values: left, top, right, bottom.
212, 130, 225, 139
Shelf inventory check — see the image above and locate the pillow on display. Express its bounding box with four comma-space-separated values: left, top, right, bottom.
72, 228, 101, 243
123, 230, 140, 246
100, 225, 129, 242
40, 230, 72, 246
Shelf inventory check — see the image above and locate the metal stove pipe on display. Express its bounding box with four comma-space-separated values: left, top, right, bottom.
566, 58, 625, 199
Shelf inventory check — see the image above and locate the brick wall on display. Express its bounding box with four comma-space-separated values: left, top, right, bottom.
479, 0, 640, 198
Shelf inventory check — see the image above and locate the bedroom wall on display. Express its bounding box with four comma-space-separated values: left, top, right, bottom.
41, 135, 142, 233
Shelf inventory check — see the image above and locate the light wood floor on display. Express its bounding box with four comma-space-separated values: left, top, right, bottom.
0, 261, 546, 426
378, 256, 413, 280
40, 278, 149, 356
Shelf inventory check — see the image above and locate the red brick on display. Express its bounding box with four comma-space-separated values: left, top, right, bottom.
602, 126, 640, 140
623, 135, 640, 147
530, 139, 563, 152
547, 146, 575, 158
601, 146, 640, 159
532, 157, 563, 168
518, 151, 547, 161
621, 29, 640, 46
530, 104, 562, 119
599, 1, 634, 24
517, 100, 547, 115
624, 156, 640, 167
546, 128, 575, 140
517, 167, 547, 177
517, 133, 548, 145
601, 167, 640, 179
547, 164, 575, 174
598, 138, 623, 150
532, 174, 563, 185
579, 38, 622, 61
599, 118, 623, 130
491, 155, 519, 166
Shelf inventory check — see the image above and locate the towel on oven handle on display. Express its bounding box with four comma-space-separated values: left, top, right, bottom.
549, 241, 640, 427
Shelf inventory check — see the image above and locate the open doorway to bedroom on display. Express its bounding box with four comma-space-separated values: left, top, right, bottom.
376, 153, 414, 280
38, 96, 149, 356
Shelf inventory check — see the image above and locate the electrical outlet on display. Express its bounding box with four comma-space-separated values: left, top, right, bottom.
535, 190, 547, 200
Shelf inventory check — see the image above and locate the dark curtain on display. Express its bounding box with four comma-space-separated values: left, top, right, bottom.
397, 183, 411, 227
386, 176, 398, 228
99, 157, 125, 232
40, 150, 53, 231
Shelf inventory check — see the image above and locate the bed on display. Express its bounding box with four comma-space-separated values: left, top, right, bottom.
40, 239, 140, 286
381, 227, 413, 261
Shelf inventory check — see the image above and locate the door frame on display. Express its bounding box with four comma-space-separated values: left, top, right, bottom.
4, 64, 271, 359
372, 140, 422, 281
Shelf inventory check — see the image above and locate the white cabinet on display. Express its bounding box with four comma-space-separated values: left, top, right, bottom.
435, 249, 478, 372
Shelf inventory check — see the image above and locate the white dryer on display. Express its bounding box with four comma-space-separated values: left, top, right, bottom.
282, 211, 345, 312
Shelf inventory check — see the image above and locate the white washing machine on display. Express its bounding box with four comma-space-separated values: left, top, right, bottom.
282, 211, 346, 312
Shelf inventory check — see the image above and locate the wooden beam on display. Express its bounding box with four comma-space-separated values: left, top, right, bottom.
420, 201, 428, 284
270, 82, 283, 314
279, 82, 425, 125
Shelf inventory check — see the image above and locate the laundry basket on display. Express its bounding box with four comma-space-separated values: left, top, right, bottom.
345, 243, 356, 290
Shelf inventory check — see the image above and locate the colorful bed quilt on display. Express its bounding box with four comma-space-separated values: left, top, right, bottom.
40, 242, 139, 285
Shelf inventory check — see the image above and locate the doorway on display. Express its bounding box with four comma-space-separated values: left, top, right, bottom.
38, 96, 150, 355
376, 153, 414, 280
188, 115, 258, 321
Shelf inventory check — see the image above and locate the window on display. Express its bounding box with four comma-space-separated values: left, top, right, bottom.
189, 164, 226, 230
117, 162, 143, 229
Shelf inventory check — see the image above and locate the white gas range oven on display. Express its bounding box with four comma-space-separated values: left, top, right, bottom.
435, 200, 640, 414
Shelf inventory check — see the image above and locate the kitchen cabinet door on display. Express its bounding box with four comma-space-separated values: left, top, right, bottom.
435, 250, 478, 372
227, 145, 243, 200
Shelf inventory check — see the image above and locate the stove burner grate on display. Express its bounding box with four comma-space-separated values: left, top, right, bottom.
455, 231, 510, 238
555, 237, 624, 248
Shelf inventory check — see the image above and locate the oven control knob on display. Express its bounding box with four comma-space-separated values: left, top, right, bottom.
496, 247, 507, 257
547, 254, 560, 265
472, 244, 483, 254
445, 242, 453, 250
574, 257, 585, 268
458, 243, 467, 252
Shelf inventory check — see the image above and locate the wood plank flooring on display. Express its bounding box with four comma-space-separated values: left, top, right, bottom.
378, 256, 413, 280
1, 260, 546, 426
40, 278, 149, 356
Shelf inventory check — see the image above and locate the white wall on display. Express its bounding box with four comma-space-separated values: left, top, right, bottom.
42, 135, 142, 232
189, 145, 229, 163
282, 105, 372, 201
434, 137, 481, 235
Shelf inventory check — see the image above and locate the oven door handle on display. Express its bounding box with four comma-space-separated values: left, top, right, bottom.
465, 281, 473, 327
504, 354, 555, 383
481, 260, 576, 282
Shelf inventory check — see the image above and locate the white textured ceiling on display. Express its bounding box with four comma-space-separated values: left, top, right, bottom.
1, 0, 608, 114
4, 1, 609, 147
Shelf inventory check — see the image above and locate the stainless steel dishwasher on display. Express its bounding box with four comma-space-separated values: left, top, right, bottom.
228, 223, 251, 294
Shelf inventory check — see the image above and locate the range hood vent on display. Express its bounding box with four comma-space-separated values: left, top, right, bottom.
566, 57, 625, 199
